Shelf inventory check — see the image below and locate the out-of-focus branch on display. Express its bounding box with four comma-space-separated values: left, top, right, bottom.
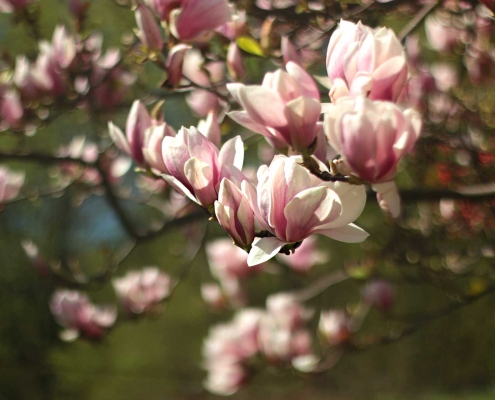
348, 283, 495, 350
0, 151, 208, 241
292, 270, 349, 301
399, 1, 441, 42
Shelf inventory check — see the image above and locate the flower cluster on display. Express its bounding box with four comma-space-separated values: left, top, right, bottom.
203, 293, 314, 396
50, 267, 173, 339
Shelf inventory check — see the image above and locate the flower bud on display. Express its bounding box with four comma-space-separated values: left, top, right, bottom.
326, 20, 408, 102
227, 42, 245, 81
362, 280, 395, 312
135, 4, 163, 52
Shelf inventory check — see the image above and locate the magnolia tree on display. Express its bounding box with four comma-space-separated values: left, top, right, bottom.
2, 0, 495, 396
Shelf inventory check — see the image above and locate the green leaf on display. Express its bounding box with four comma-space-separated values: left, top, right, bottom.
236, 36, 264, 57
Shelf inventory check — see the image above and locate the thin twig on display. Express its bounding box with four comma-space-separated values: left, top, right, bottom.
399, 1, 441, 42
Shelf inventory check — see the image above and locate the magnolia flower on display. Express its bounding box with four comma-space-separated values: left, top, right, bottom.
161, 126, 244, 208
216, 5, 246, 40
203, 309, 263, 395
228, 62, 321, 152
226, 42, 245, 81
259, 294, 313, 362
319, 310, 351, 346
112, 267, 174, 315
169, 0, 231, 41
326, 20, 408, 103
276, 236, 328, 272
165, 44, 191, 86
0, 0, 35, 13
206, 238, 263, 280
108, 100, 176, 172
197, 110, 222, 148
67, 0, 90, 16
324, 96, 422, 184
0, 166, 25, 203
214, 179, 257, 249
50, 289, 117, 341
135, 4, 163, 52
362, 280, 395, 312
247, 155, 368, 266
0, 89, 23, 130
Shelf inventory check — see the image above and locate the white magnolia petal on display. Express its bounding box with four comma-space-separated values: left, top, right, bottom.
108, 122, 131, 155
317, 223, 369, 243
219, 135, 244, 171
161, 174, 199, 204
247, 237, 285, 266
372, 181, 401, 218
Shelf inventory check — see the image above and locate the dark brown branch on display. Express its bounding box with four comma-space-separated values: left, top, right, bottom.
0, 151, 208, 241
348, 284, 495, 350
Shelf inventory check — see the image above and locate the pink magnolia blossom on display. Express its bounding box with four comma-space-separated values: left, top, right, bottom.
67, 0, 90, 17
281, 36, 301, 66
276, 236, 328, 272
247, 155, 368, 266
112, 267, 174, 315
197, 110, 222, 148
362, 280, 395, 312
319, 310, 351, 346
21, 240, 50, 276
372, 181, 401, 218
0, 89, 23, 130
226, 42, 245, 81
50, 289, 117, 341
135, 4, 163, 52
216, 5, 246, 40
201, 283, 227, 310
181, 48, 227, 117
0, 0, 35, 13
144, 0, 176, 20
425, 12, 465, 53
14, 56, 41, 100
161, 126, 244, 208
186, 89, 226, 118
0, 166, 25, 202
326, 20, 408, 103
214, 179, 257, 249
324, 96, 422, 184
169, 0, 231, 42
228, 62, 321, 152
165, 44, 191, 86
259, 293, 313, 362
108, 100, 176, 172
206, 238, 264, 280
203, 309, 263, 395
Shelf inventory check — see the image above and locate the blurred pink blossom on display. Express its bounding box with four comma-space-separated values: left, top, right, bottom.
108, 100, 176, 172
50, 289, 117, 341
112, 267, 174, 315
0, 166, 25, 203
135, 4, 163, 52
276, 236, 328, 272
319, 309, 351, 346
0, 0, 35, 13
